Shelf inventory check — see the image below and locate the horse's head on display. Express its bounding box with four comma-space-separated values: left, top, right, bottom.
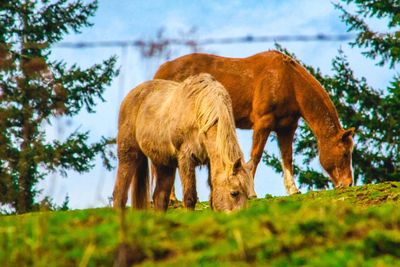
319, 127, 355, 188
210, 158, 257, 211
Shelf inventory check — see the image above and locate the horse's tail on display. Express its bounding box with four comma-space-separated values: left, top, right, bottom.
150, 162, 156, 197
131, 156, 150, 209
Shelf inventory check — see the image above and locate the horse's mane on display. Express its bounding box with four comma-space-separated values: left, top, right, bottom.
180, 73, 243, 168
280, 52, 342, 133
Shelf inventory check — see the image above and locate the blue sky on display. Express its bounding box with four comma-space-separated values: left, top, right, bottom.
39, 0, 395, 209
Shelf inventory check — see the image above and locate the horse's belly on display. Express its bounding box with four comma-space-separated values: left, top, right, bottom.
275, 112, 300, 129
136, 129, 177, 166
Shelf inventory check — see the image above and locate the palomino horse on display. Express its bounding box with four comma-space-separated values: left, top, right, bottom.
113, 73, 256, 211
154, 50, 355, 196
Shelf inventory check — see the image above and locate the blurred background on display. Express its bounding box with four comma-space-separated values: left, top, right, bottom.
38, 0, 394, 209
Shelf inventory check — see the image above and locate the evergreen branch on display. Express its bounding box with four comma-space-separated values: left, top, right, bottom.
29, 0, 98, 45
335, 2, 400, 68
52, 56, 118, 115
341, 0, 400, 27
36, 132, 114, 175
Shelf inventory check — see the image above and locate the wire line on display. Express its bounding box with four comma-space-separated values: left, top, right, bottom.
55, 33, 356, 49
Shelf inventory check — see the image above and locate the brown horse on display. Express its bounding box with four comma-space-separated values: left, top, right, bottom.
113, 73, 256, 211
154, 50, 355, 196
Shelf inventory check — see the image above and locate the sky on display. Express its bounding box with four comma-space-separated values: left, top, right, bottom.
38, 0, 395, 209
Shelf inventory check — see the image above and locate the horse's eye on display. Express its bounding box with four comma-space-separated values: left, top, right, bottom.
230, 191, 240, 198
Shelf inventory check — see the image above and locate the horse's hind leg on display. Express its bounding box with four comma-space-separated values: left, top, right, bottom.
113, 136, 147, 208
169, 185, 178, 203
152, 165, 175, 211
277, 125, 300, 195
113, 154, 136, 209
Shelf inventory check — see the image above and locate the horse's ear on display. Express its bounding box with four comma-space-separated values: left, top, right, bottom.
342, 127, 355, 141
232, 158, 242, 174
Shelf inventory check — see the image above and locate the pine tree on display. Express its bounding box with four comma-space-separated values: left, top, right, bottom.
263, 0, 399, 189
0, 0, 117, 213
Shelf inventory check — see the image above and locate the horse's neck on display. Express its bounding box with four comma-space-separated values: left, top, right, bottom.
293, 65, 342, 141
202, 126, 226, 177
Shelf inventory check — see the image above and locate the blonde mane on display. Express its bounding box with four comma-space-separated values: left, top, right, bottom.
180, 73, 243, 168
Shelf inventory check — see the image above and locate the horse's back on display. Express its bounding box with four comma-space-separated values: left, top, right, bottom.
154, 50, 286, 80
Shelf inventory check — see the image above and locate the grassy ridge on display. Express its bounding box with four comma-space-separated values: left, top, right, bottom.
1, 182, 400, 266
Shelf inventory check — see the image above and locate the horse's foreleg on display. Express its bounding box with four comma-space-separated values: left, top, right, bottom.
178, 157, 197, 210
277, 126, 300, 195
207, 162, 213, 209
153, 165, 175, 211
249, 115, 273, 178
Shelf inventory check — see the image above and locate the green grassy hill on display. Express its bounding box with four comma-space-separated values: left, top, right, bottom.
1, 182, 400, 266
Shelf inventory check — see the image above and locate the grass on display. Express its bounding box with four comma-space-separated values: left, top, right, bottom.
1, 182, 400, 266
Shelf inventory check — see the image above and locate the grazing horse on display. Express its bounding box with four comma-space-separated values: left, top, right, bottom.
113, 73, 256, 211
154, 50, 355, 196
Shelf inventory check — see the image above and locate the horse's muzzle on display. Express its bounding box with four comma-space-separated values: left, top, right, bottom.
248, 194, 257, 200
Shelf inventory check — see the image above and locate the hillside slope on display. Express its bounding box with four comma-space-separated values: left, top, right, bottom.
1, 182, 400, 266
